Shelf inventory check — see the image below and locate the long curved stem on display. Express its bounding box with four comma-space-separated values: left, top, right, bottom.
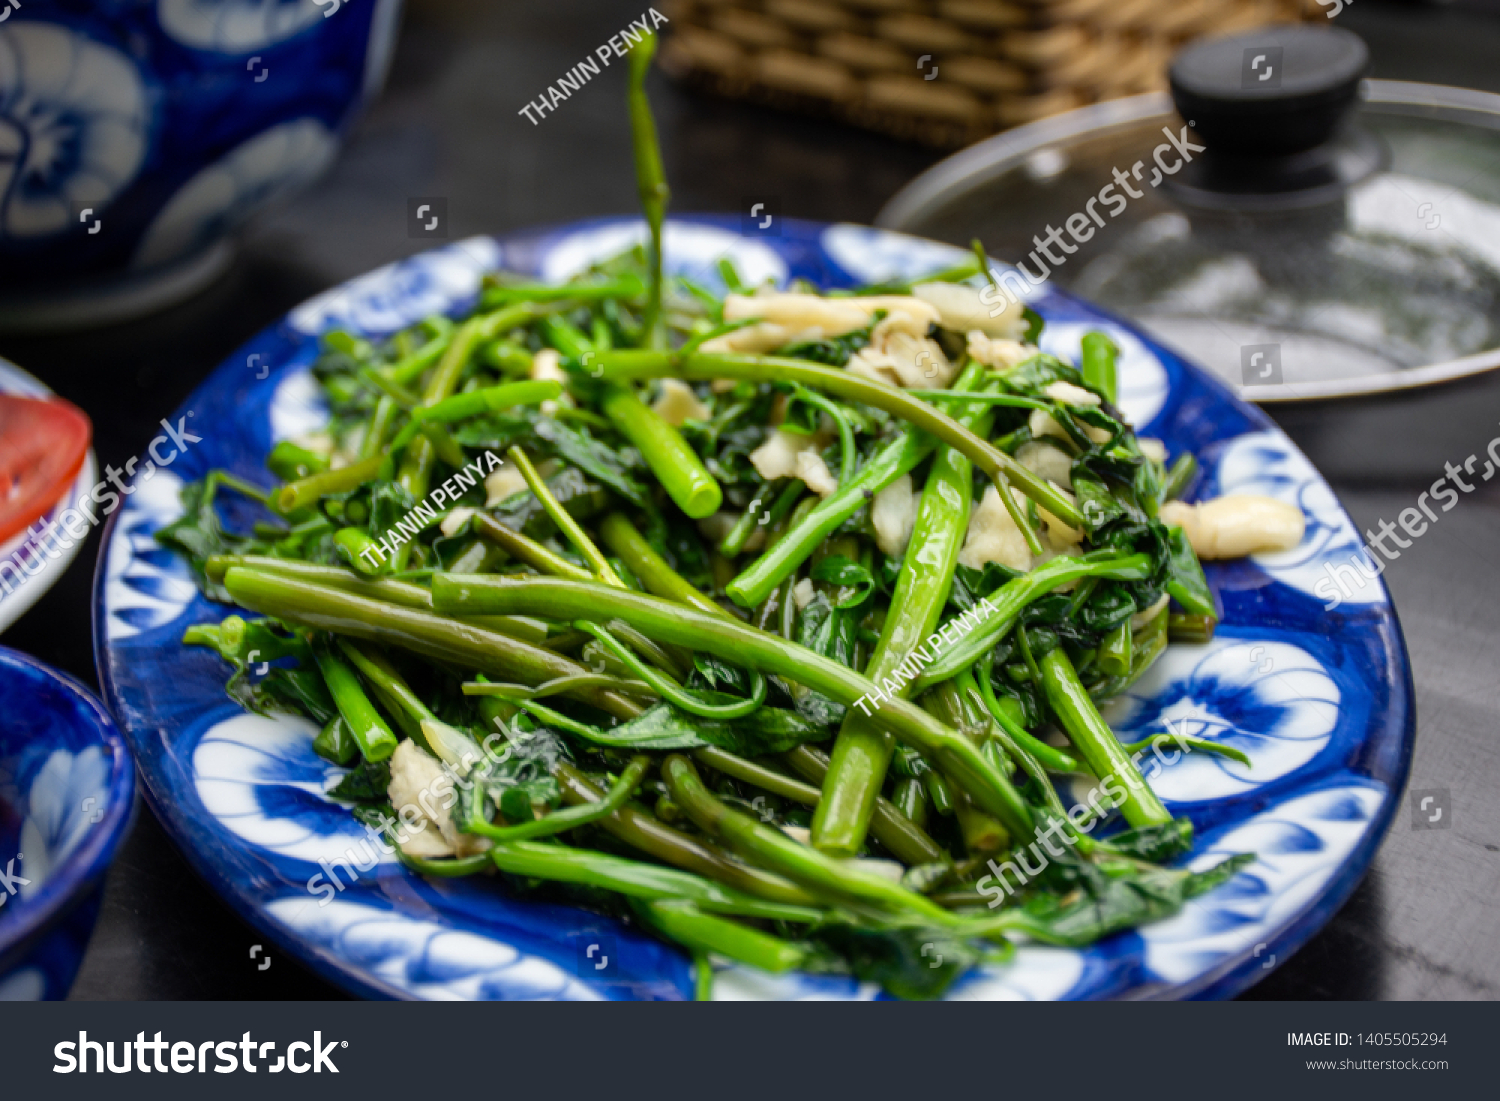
574, 620, 766, 719
554, 763, 818, 906
785, 384, 857, 486
222, 567, 644, 720
313, 642, 398, 762
486, 838, 823, 924
697, 745, 943, 866
204, 554, 550, 643
432, 572, 1035, 842
663, 755, 954, 923
465, 757, 651, 841
471, 513, 594, 582
585, 349, 1083, 527
971, 662, 1078, 774
910, 551, 1153, 689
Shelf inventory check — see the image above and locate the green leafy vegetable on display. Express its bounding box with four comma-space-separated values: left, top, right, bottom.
554, 701, 827, 755
151, 40, 1260, 999
328, 757, 392, 803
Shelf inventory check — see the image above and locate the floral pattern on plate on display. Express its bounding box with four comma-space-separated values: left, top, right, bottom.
539, 221, 788, 290
1138, 782, 1386, 988
16, 746, 112, 893
263, 896, 606, 1001
102, 472, 199, 641
192, 711, 385, 866
1096, 634, 1343, 804
288, 237, 502, 337
820, 223, 968, 285
1206, 430, 1384, 609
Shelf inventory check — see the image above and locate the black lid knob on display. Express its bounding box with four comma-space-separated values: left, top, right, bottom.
1170, 25, 1369, 156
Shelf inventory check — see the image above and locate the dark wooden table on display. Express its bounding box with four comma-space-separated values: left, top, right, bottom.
1, 0, 1496, 1000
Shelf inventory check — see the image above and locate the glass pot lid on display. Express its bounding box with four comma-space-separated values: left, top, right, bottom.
878, 25, 1500, 403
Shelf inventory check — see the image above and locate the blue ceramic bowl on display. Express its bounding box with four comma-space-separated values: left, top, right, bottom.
0, 0, 404, 322
0, 646, 135, 1000
95, 219, 1414, 999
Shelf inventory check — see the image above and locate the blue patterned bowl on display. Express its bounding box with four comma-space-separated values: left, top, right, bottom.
94, 218, 1415, 999
0, 0, 403, 325
0, 646, 136, 1000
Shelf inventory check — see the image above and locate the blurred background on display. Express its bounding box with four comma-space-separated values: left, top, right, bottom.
0, 0, 1496, 999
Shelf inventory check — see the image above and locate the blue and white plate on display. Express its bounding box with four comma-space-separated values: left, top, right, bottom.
0, 646, 136, 1000
92, 217, 1414, 1000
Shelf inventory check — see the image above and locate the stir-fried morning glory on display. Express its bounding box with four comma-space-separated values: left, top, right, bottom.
162, 31, 1307, 1000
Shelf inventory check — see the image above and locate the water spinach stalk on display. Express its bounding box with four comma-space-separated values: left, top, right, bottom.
811, 368, 996, 855
431, 573, 1036, 843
